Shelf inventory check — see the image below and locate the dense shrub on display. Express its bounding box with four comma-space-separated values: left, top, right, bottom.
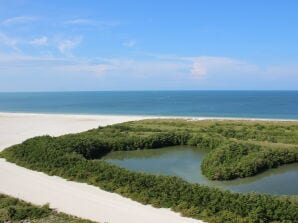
187, 134, 224, 149
201, 142, 298, 180
0, 194, 93, 222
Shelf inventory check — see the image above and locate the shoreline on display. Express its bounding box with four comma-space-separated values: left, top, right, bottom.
0, 112, 203, 223
1, 111, 298, 122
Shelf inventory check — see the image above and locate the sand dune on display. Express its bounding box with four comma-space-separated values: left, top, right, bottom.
0, 112, 203, 223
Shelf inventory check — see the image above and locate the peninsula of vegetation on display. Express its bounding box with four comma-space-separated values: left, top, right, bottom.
1, 119, 298, 223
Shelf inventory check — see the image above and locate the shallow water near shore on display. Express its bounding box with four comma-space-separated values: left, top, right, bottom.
102, 146, 298, 195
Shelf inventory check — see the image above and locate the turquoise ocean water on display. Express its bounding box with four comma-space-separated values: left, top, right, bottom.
0, 91, 297, 119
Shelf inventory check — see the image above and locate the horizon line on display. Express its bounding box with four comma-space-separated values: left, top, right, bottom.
1, 89, 298, 93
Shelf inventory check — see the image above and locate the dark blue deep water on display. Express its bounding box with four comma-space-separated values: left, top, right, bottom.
0, 91, 297, 119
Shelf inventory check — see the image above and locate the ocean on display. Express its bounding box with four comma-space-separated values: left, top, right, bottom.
0, 91, 297, 119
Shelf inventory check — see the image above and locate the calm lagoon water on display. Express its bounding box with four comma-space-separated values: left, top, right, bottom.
103, 146, 298, 195
0, 91, 298, 119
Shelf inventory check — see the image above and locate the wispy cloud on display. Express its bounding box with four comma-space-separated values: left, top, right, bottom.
0, 32, 19, 50
141, 53, 259, 79
0, 30, 82, 54
64, 18, 122, 27
187, 56, 259, 78
2, 16, 37, 26
0, 32, 49, 50
1, 50, 297, 89
123, 39, 136, 48
57, 36, 83, 55
29, 36, 48, 46
0, 53, 109, 78
65, 19, 95, 25
56, 64, 109, 76
191, 62, 207, 77
95, 58, 188, 78
0, 51, 259, 79
0, 53, 186, 78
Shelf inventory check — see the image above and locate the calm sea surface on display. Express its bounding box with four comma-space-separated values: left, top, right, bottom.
0, 91, 297, 119
103, 146, 298, 195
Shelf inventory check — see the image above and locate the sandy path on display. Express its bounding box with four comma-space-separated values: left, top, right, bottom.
0, 112, 202, 223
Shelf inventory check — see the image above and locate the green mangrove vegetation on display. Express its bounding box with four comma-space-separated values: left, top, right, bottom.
201, 141, 298, 180
0, 193, 94, 223
1, 119, 298, 222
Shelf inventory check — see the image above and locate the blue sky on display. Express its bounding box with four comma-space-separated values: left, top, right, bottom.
0, 0, 298, 91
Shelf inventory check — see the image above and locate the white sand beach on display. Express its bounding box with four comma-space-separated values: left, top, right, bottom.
0, 112, 203, 223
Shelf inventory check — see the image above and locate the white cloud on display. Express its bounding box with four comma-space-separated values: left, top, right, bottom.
65, 19, 95, 25
0, 52, 187, 79
0, 32, 49, 50
57, 37, 83, 55
191, 62, 207, 77
2, 16, 36, 26
143, 54, 259, 78
123, 39, 136, 48
0, 53, 109, 77
0, 32, 80, 53
188, 56, 259, 78
64, 18, 121, 27
0, 32, 48, 50
29, 36, 48, 46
